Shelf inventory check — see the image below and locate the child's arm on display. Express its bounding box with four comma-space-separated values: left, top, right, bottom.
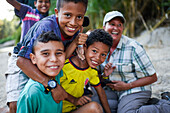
94, 86, 111, 113
17, 57, 69, 103
66, 95, 91, 106
6, 0, 21, 11
65, 27, 88, 59
107, 73, 157, 91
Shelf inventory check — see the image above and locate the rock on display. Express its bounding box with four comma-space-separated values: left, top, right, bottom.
136, 27, 170, 48
136, 27, 170, 98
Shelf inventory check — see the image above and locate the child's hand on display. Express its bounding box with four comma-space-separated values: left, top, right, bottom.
74, 96, 91, 106
104, 63, 116, 76
76, 45, 85, 60
76, 27, 88, 60
76, 27, 88, 45
51, 84, 68, 103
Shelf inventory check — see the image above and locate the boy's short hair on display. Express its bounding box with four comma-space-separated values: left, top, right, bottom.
86, 29, 113, 50
32, 31, 62, 53
56, 0, 88, 12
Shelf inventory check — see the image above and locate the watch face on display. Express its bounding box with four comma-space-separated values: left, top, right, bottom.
48, 80, 57, 88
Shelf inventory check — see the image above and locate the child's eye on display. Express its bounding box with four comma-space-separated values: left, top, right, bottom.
101, 53, 107, 57
92, 50, 97, 53
45, 1, 50, 3
111, 23, 115, 26
56, 52, 63, 56
77, 16, 82, 20
38, 0, 43, 3
65, 14, 71, 18
42, 52, 49, 56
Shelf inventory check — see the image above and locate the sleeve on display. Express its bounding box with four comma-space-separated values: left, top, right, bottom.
18, 21, 53, 59
15, 4, 33, 19
17, 90, 38, 113
60, 69, 68, 84
133, 42, 156, 77
89, 69, 101, 87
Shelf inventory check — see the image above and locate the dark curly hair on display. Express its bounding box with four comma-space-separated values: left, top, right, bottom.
86, 29, 113, 51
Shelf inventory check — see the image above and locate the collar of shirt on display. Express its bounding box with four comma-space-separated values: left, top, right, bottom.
116, 35, 124, 50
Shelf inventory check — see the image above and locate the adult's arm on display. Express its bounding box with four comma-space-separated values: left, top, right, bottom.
17, 57, 69, 103
6, 0, 21, 11
107, 73, 157, 91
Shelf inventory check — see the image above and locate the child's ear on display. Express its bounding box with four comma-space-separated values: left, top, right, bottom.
83, 44, 87, 51
30, 53, 36, 65
34, 1, 37, 7
54, 8, 59, 17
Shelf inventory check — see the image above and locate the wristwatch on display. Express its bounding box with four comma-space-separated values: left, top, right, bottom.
44, 79, 57, 94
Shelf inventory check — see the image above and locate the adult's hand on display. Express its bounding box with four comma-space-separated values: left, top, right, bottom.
51, 84, 68, 103
106, 81, 130, 91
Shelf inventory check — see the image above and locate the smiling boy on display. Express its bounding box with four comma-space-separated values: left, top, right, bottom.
17, 31, 103, 113
6, 0, 89, 113
61, 29, 113, 113
6, 0, 51, 42
6, 0, 51, 112
17, 31, 65, 113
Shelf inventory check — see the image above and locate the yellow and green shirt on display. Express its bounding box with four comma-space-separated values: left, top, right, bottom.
61, 58, 101, 112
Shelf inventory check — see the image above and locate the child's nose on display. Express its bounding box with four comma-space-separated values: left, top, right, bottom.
50, 55, 58, 62
96, 54, 101, 60
42, 1, 46, 5
70, 18, 76, 25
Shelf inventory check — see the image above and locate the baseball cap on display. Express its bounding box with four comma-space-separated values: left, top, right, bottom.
82, 16, 90, 27
103, 11, 126, 26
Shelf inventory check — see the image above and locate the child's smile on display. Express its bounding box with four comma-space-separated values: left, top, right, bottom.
85, 42, 109, 68
30, 41, 65, 77
55, 2, 86, 38
35, 0, 51, 14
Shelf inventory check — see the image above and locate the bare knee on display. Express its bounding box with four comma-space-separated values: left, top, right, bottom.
88, 101, 103, 113
73, 101, 103, 113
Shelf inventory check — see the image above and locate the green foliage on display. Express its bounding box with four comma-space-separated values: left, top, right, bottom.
1, 0, 169, 44
0, 36, 14, 44
13, 26, 21, 44
0, 15, 21, 44
49, 0, 57, 15
86, 0, 170, 37
0, 19, 14, 40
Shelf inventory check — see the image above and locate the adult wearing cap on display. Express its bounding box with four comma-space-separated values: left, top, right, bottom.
92, 11, 170, 113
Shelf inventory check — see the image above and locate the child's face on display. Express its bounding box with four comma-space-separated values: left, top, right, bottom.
34, 0, 51, 14
55, 2, 86, 38
84, 42, 109, 68
30, 41, 65, 77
